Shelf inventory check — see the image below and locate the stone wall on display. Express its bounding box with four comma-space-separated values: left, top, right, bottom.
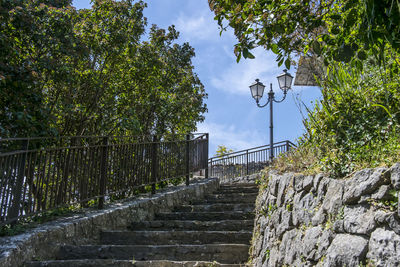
251, 164, 400, 266
0, 178, 219, 267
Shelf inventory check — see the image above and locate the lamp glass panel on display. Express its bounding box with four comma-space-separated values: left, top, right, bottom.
277, 71, 293, 91
249, 81, 265, 101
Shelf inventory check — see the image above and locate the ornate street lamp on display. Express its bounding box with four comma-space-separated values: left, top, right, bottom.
249, 69, 293, 160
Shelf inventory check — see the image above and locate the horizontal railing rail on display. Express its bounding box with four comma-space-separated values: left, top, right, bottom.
0, 133, 209, 226
208, 140, 296, 180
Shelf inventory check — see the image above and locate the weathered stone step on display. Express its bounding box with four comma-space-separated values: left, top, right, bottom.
128, 220, 254, 231
207, 193, 258, 200
26, 259, 248, 267
100, 230, 252, 245
57, 244, 250, 264
155, 211, 254, 221
216, 186, 259, 193
219, 183, 257, 188
192, 195, 257, 204
175, 203, 254, 212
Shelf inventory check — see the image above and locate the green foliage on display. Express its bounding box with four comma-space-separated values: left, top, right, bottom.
1, 0, 207, 138
214, 145, 233, 157
209, 0, 400, 70
278, 59, 400, 178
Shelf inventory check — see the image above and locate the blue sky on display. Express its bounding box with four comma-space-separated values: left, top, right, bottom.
72, 0, 322, 155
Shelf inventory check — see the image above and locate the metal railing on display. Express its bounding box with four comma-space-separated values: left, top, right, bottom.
0, 134, 209, 225
208, 140, 296, 180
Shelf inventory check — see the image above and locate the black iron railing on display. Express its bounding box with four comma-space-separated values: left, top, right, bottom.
208, 140, 296, 180
0, 134, 209, 225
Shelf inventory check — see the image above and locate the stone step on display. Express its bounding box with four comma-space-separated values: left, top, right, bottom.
191, 195, 257, 204
219, 183, 257, 188
57, 244, 250, 264
128, 220, 254, 231
155, 211, 254, 221
100, 230, 252, 245
217, 185, 259, 191
175, 203, 255, 212
26, 259, 248, 267
215, 188, 259, 194
210, 192, 258, 198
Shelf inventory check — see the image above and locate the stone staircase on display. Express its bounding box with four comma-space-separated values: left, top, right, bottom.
26, 183, 258, 267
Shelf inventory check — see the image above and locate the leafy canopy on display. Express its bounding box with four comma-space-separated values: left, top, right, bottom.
0, 0, 207, 138
209, 0, 400, 70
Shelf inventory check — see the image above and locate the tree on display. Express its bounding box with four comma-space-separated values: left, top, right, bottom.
208, 0, 400, 70
0, 0, 207, 138
215, 145, 234, 157
0, 0, 76, 138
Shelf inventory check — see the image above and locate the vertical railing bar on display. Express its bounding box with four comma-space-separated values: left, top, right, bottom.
36, 150, 47, 212
151, 136, 158, 195
42, 148, 54, 212
69, 144, 79, 205
86, 145, 96, 204
185, 135, 190, 186
5, 154, 17, 220
71, 145, 81, 204
8, 140, 28, 223
0, 157, 5, 220
123, 142, 129, 194
0, 155, 11, 220
98, 136, 108, 209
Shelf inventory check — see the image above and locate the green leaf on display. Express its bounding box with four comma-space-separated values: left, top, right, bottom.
284, 58, 291, 69
357, 50, 367, 60
243, 48, 249, 58
329, 14, 342, 20
312, 40, 321, 55
271, 43, 279, 54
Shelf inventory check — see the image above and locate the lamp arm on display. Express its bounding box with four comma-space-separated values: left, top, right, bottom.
256, 97, 271, 108
272, 91, 288, 103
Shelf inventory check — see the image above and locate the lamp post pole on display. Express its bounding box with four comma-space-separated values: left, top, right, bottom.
268, 85, 274, 160
249, 70, 294, 161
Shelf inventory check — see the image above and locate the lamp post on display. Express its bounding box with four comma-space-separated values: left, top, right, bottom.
249, 69, 293, 161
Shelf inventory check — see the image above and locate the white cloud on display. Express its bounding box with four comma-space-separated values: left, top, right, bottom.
173, 9, 235, 43
197, 121, 264, 154
174, 15, 216, 41
211, 47, 281, 95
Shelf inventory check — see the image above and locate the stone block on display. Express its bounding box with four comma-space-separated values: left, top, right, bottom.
322, 180, 344, 214
324, 234, 368, 267
303, 175, 314, 193
313, 173, 324, 192
311, 208, 326, 226
343, 168, 389, 204
367, 227, 400, 266
343, 204, 376, 235
303, 226, 323, 261
279, 229, 299, 265
292, 193, 316, 226
276, 209, 293, 239
390, 162, 400, 190
294, 175, 305, 192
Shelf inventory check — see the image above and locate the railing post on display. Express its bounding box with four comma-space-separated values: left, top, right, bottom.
186, 134, 190, 186
286, 140, 290, 152
8, 140, 28, 224
246, 150, 249, 175
205, 133, 209, 178
98, 136, 108, 209
209, 158, 213, 178
151, 135, 158, 194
